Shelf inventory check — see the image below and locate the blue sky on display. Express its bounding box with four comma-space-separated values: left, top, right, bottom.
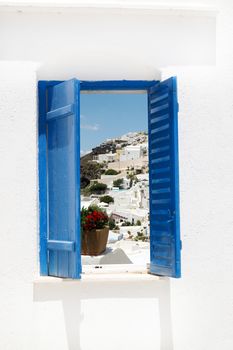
80, 93, 148, 154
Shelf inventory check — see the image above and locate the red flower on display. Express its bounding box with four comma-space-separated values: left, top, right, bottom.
81, 206, 109, 231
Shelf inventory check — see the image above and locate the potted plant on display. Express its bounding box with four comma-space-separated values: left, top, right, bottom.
81, 205, 109, 256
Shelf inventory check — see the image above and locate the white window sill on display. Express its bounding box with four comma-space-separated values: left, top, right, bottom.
34, 272, 161, 284
82, 263, 149, 274
0, 2, 218, 17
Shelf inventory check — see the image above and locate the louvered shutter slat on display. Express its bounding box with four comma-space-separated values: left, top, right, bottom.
148, 77, 181, 278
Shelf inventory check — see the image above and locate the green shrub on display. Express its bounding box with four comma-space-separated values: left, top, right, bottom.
81, 186, 91, 196
105, 169, 119, 175
113, 178, 124, 188
81, 161, 104, 181
109, 219, 116, 230
100, 195, 114, 204
89, 182, 107, 194
121, 221, 132, 227
136, 220, 142, 226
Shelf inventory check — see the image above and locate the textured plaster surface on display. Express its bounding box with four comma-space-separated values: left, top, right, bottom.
0, 0, 218, 8
163, 66, 233, 350
0, 1, 233, 349
0, 7, 216, 79
0, 62, 38, 349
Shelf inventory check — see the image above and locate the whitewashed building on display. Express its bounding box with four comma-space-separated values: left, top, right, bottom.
93, 151, 117, 163
120, 145, 144, 161
80, 196, 99, 209
0, 1, 233, 350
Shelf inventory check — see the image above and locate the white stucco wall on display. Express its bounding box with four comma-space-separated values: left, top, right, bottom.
0, 3, 216, 80
0, 1, 233, 350
0, 62, 39, 349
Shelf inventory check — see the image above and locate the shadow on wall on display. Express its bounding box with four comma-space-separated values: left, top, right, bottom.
34, 278, 173, 350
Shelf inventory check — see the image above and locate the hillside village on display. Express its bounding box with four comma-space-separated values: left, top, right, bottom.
81, 131, 150, 266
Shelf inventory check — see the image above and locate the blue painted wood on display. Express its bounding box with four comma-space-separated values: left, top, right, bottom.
47, 240, 75, 252
80, 80, 159, 91
172, 78, 181, 278
148, 77, 181, 278
38, 79, 159, 279
39, 80, 159, 91
75, 80, 82, 277
46, 104, 75, 122
38, 81, 48, 276
39, 77, 181, 279
46, 79, 81, 279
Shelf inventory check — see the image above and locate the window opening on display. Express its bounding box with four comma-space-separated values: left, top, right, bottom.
38, 78, 181, 279
80, 91, 150, 272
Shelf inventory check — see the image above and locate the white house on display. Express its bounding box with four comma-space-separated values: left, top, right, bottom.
120, 145, 144, 161
113, 208, 149, 225
0, 1, 233, 350
80, 196, 99, 209
94, 151, 117, 163
112, 180, 149, 209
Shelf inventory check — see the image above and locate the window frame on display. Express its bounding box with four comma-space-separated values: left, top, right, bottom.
38, 79, 181, 278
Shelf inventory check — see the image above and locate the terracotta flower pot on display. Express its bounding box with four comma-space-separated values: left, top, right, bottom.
81, 227, 109, 256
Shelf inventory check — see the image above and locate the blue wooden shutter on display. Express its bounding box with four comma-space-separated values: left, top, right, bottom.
45, 79, 81, 278
148, 77, 181, 278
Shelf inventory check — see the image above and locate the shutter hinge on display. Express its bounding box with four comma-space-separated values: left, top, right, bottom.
180, 240, 182, 250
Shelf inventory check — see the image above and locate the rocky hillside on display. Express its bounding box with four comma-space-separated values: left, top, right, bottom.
80, 131, 148, 187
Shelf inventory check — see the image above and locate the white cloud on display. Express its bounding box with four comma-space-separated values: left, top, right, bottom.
80, 114, 99, 131
81, 123, 99, 131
